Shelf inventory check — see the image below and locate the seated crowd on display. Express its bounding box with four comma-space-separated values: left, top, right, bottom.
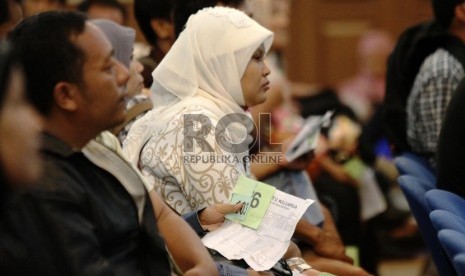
3, 0, 465, 275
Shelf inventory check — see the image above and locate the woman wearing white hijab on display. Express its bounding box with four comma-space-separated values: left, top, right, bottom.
123, 7, 273, 215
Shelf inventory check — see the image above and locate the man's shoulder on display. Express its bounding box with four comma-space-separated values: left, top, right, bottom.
41, 145, 84, 175
32, 150, 90, 200
413, 48, 465, 84
427, 48, 461, 61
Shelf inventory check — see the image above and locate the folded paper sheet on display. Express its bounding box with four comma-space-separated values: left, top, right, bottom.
285, 110, 333, 162
203, 176, 313, 271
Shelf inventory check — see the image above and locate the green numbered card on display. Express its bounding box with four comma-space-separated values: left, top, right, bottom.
225, 175, 276, 229
227, 193, 252, 221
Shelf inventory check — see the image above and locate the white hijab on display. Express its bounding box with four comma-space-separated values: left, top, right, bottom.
124, 7, 273, 164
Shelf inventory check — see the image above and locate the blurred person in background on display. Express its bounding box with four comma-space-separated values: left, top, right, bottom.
77, 0, 128, 25
173, 0, 251, 37
337, 30, 394, 124
0, 0, 22, 40
134, 0, 251, 88
405, 0, 465, 166
88, 18, 153, 144
0, 43, 70, 275
21, 0, 65, 17
133, 0, 177, 88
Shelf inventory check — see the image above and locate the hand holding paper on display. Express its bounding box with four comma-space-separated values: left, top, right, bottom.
226, 176, 276, 229
203, 175, 314, 271
199, 203, 243, 232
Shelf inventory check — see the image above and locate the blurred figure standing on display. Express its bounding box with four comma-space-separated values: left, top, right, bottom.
0, 43, 66, 275
77, 0, 128, 25
22, 0, 65, 17
337, 30, 394, 123
0, 0, 22, 40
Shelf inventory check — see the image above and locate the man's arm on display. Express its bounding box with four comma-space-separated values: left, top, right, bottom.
149, 190, 218, 275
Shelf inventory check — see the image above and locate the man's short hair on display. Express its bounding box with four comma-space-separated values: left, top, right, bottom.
133, 0, 176, 46
8, 11, 87, 115
77, 0, 128, 23
432, 0, 465, 28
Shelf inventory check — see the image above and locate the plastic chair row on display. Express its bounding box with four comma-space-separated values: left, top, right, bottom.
394, 152, 449, 274
395, 151, 465, 275
397, 175, 455, 276
426, 189, 465, 276
394, 151, 436, 187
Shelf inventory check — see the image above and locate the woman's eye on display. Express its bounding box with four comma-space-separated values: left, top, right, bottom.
253, 54, 264, 61
104, 64, 114, 73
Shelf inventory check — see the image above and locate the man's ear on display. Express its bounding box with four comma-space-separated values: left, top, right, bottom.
150, 18, 173, 39
53, 82, 80, 112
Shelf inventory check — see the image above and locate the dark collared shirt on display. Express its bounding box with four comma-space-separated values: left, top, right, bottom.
15, 133, 172, 276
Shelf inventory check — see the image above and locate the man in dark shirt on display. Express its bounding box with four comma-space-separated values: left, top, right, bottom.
437, 78, 465, 199
7, 11, 217, 275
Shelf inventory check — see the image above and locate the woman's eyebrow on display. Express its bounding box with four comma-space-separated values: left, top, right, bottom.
255, 47, 265, 56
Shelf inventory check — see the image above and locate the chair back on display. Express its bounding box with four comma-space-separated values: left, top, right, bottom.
425, 189, 465, 217
430, 210, 465, 236
398, 175, 456, 276
438, 230, 465, 264
454, 254, 465, 276
394, 151, 436, 187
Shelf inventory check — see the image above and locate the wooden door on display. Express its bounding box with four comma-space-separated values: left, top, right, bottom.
286, 0, 432, 86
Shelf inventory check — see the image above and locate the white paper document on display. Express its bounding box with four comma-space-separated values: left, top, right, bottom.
202, 190, 313, 271
359, 168, 387, 221
285, 111, 333, 162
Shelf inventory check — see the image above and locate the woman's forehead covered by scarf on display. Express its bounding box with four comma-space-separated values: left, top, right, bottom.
90, 19, 136, 68
153, 6, 273, 108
